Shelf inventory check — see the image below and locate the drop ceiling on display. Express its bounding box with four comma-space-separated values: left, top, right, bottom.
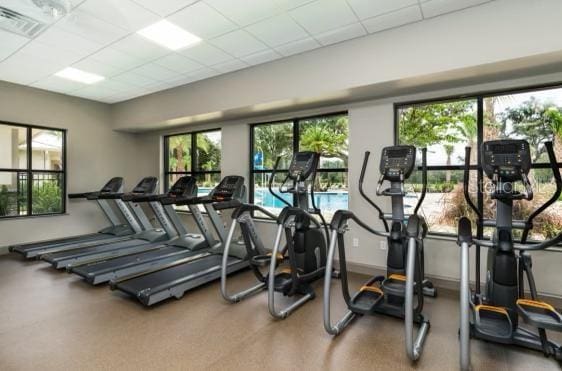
0, 0, 495, 104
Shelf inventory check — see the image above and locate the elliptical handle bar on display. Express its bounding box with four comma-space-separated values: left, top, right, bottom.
521, 141, 562, 243
463, 147, 483, 221
413, 148, 428, 215
359, 151, 389, 232
268, 156, 292, 208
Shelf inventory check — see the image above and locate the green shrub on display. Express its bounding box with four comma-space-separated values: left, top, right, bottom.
32, 182, 62, 214
0, 185, 8, 216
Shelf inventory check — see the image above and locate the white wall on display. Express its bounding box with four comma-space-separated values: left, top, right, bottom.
0, 82, 147, 251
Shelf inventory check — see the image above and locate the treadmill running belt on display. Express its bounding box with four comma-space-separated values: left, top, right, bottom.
116, 254, 226, 293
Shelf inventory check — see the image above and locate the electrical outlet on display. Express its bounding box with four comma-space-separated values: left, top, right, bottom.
352, 238, 359, 247
379, 240, 387, 250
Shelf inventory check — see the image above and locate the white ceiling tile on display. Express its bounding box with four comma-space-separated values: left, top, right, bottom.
179, 42, 233, 65
112, 70, 160, 87
168, 2, 238, 39
347, 0, 418, 20
111, 34, 170, 62
186, 67, 220, 81
72, 58, 124, 77
31, 76, 85, 94
154, 54, 203, 74
73, 85, 119, 100
0, 30, 29, 62
205, 0, 282, 26
289, 0, 358, 35
274, 0, 316, 11
362, 5, 422, 33
212, 59, 249, 73
78, 0, 160, 31
95, 79, 134, 92
240, 49, 281, 65
129, 63, 178, 81
421, 0, 491, 18
58, 8, 129, 45
88, 47, 144, 71
18, 41, 83, 67
0, 54, 63, 85
210, 30, 268, 58
315, 22, 366, 46
245, 13, 308, 47
132, 0, 199, 16
34, 27, 102, 58
274, 37, 320, 57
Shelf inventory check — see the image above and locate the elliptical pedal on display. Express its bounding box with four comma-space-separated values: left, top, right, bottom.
516, 299, 562, 332
349, 284, 383, 314
474, 305, 513, 341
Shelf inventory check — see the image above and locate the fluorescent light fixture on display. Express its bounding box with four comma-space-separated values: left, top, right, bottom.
54, 67, 105, 84
137, 20, 201, 51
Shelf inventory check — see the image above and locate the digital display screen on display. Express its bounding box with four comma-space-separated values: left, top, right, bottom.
490, 143, 518, 154
227, 177, 238, 185
387, 148, 409, 158
296, 153, 312, 162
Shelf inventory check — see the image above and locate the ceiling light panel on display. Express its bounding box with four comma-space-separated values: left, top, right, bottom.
137, 20, 201, 51
54, 67, 105, 84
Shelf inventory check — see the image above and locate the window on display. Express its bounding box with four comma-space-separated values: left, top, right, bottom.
0, 122, 66, 218
250, 113, 349, 220
164, 129, 221, 198
396, 84, 562, 240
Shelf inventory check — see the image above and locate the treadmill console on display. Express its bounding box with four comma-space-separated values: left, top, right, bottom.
100, 177, 124, 194
380, 146, 416, 181
168, 176, 197, 198
131, 177, 158, 194
482, 140, 531, 182
288, 151, 318, 180
209, 176, 245, 201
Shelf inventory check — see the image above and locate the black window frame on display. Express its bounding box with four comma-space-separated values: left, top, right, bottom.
163, 128, 222, 191
0, 120, 67, 219
249, 111, 349, 219
394, 81, 562, 239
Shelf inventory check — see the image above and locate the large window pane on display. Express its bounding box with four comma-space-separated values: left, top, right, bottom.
299, 115, 349, 169
195, 173, 221, 197
31, 172, 63, 215
196, 131, 221, 171
0, 171, 27, 217
405, 170, 478, 235
167, 134, 191, 172
0, 125, 27, 169
484, 87, 562, 163
253, 122, 293, 170
310, 171, 348, 221
31, 128, 63, 170
398, 100, 478, 166
253, 172, 292, 218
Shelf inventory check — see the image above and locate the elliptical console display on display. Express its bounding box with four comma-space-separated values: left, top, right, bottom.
380, 145, 416, 181
482, 140, 531, 182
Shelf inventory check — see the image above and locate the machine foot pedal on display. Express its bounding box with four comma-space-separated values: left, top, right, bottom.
250, 253, 284, 267
381, 274, 410, 298
517, 299, 562, 331
349, 285, 383, 314
474, 305, 513, 341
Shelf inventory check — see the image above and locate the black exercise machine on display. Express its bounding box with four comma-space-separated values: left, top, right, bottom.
323, 145, 434, 361
457, 140, 562, 370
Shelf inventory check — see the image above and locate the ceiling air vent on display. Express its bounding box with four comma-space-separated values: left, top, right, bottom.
0, 6, 46, 38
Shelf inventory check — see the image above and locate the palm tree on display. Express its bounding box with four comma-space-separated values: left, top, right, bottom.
443, 144, 454, 182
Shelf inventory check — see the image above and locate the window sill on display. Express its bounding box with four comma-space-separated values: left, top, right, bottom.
0, 213, 69, 221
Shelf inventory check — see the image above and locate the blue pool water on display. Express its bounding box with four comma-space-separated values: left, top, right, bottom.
198, 187, 349, 211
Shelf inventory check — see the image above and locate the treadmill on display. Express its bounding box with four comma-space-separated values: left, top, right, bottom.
110, 175, 249, 306
69, 176, 221, 285
10, 177, 135, 259
41, 177, 174, 269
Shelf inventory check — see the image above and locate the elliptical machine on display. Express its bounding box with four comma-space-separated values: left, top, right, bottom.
324, 145, 434, 362
457, 140, 562, 370
220, 151, 330, 319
